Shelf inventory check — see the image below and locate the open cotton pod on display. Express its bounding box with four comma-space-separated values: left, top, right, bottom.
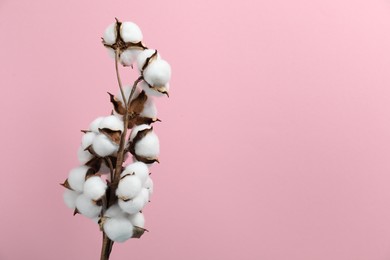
136, 49, 161, 72
92, 133, 119, 157
67, 165, 94, 192
118, 188, 149, 214
103, 216, 134, 242
102, 19, 146, 66
75, 194, 102, 219
121, 162, 150, 185
116, 174, 143, 201
63, 189, 81, 209
129, 124, 160, 164
83, 175, 107, 201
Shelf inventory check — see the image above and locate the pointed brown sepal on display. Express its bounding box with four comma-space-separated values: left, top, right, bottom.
108, 92, 126, 115
99, 128, 122, 145
129, 127, 154, 156
129, 90, 147, 115
60, 179, 73, 190
141, 50, 158, 71
132, 226, 149, 239
81, 130, 90, 134
73, 208, 79, 216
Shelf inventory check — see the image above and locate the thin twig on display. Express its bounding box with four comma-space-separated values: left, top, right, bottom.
115, 49, 128, 109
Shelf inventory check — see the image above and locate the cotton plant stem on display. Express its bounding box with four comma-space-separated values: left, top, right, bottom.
100, 50, 143, 260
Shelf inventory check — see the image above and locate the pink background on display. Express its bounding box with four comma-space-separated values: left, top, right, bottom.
1, 0, 390, 259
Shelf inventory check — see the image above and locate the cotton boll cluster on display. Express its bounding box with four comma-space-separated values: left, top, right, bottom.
62, 18, 171, 251
102, 204, 146, 242
129, 124, 160, 163
103, 19, 146, 66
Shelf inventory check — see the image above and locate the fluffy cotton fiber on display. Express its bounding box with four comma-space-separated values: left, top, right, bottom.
143, 59, 171, 87
77, 145, 93, 164
134, 131, 160, 159
68, 165, 90, 192
92, 134, 119, 157
103, 23, 117, 44
104, 217, 134, 242
99, 115, 124, 132
83, 176, 107, 200
63, 189, 80, 209
116, 175, 142, 200
75, 194, 102, 219
118, 188, 149, 214
122, 162, 149, 185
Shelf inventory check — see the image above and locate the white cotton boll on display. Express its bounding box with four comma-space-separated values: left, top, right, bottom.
83, 176, 107, 200
99, 115, 124, 132
136, 49, 161, 71
103, 22, 117, 44
120, 49, 142, 66
92, 134, 119, 157
104, 204, 126, 218
140, 97, 157, 119
106, 48, 115, 59
68, 165, 90, 192
81, 132, 97, 150
135, 131, 160, 159
122, 162, 149, 185
75, 194, 102, 219
128, 212, 145, 228
118, 188, 149, 214
144, 177, 154, 198
77, 145, 93, 164
89, 117, 105, 133
129, 124, 151, 142
143, 59, 171, 86
116, 175, 142, 200
120, 22, 143, 43
140, 81, 169, 97
63, 189, 81, 209
104, 217, 134, 242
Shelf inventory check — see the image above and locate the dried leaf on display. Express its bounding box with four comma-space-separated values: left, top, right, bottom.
132, 226, 148, 239
60, 179, 72, 190
108, 92, 126, 115
129, 90, 147, 115
73, 208, 79, 216
99, 128, 122, 145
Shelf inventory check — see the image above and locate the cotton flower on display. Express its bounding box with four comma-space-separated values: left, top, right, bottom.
83, 175, 107, 200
